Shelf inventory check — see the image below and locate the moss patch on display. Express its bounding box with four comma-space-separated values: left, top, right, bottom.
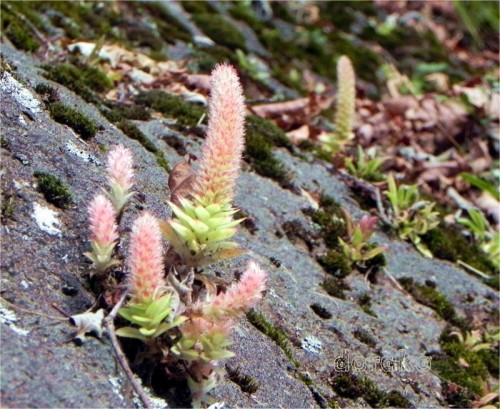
34, 171, 72, 208
192, 14, 246, 50
398, 277, 465, 329
114, 120, 169, 172
330, 373, 412, 408
246, 309, 298, 367
1, 7, 40, 52
353, 328, 377, 348
246, 115, 293, 151
318, 249, 352, 278
244, 122, 290, 185
310, 303, 332, 319
48, 102, 97, 140
322, 276, 350, 300
43, 63, 111, 104
431, 328, 490, 403
309, 195, 347, 248
135, 91, 205, 128
225, 364, 259, 394
421, 223, 497, 278
357, 293, 377, 318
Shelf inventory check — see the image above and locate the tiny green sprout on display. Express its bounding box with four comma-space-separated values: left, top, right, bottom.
235, 49, 270, 83
385, 174, 440, 257
458, 208, 489, 242
458, 209, 499, 263
449, 329, 495, 353
344, 146, 385, 182
338, 214, 385, 264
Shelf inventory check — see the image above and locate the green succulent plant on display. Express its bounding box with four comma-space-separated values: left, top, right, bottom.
386, 174, 440, 257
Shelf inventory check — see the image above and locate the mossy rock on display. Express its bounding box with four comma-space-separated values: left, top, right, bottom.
34, 171, 72, 208
322, 276, 350, 300
192, 13, 246, 51
134, 90, 205, 128
318, 249, 352, 278
421, 223, 497, 278
48, 102, 97, 140
1, 7, 40, 52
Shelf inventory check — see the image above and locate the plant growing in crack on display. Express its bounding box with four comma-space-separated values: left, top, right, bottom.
339, 214, 385, 264
384, 174, 439, 257
81, 64, 267, 408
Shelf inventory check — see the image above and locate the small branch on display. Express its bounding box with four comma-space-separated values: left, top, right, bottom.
104, 292, 153, 409
457, 260, 490, 279
375, 188, 392, 226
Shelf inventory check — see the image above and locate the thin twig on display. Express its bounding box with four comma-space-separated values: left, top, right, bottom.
0, 298, 67, 321
104, 292, 153, 409
382, 268, 407, 294
375, 188, 392, 226
457, 260, 490, 279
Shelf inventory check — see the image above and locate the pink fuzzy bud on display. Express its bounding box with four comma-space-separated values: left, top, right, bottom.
88, 194, 118, 247
127, 212, 166, 302
193, 63, 246, 205
358, 215, 378, 240
107, 144, 134, 191
204, 261, 267, 319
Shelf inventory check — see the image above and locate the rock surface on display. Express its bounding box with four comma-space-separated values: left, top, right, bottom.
0, 4, 498, 408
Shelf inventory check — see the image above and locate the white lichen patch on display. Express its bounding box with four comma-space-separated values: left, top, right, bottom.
302, 335, 323, 354
0, 72, 41, 113
207, 402, 225, 409
0, 303, 30, 336
18, 114, 27, 126
108, 377, 125, 402
65, 141, 100, 164
131, 377, 169, 409
31, 203, 62, 236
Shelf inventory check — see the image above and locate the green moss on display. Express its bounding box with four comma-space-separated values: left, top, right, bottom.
34, 171, 72, 208
318, 249, 352, 278
398, 277, 465, 329
431, 328, 490, 400
190, 45, 235, 73
310, 303, 332, 319
48, 102, 97, 140
1, 187, 16, 223
357, 293, 377, 318
1, 8, 40, 52
244, 121, 290, 184
330, 373, 411, 407
115, 120, 169, 172
310, 196, 347, 248
135, 90, 205, 127
140, 2, 191, 44
421, 223, 497, 277
246, 309, 299, 367
246, 115, 293, 151
225, 364, 259, 394
477, 347, 499, 378
192, 13, 246, 50
0, 135, 11, 151
43, 63, 111, 104
228, 3, 266, 32
322, 276, 350, 300
353, 328, 376, 348
104, 102, 151, 121
181, 0, 216, 15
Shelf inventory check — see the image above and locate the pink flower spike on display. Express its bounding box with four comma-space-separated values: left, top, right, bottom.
358, 215, 378, 240
205, 261, 267, 319
193, 63, 246, 205
127, 212, 166, 303
107, 144, 134, 190
88, 194, 118, 247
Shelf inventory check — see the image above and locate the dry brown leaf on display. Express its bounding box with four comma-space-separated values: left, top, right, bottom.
169, 161, 195, 205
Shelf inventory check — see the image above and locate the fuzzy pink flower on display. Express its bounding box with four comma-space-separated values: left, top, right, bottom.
358, 215, 378, 241
192, 63, 246, 206
107, 144, 134, 190
203, 261, 267, 320
127, 212, 166, 302
88, 194, 118, 247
